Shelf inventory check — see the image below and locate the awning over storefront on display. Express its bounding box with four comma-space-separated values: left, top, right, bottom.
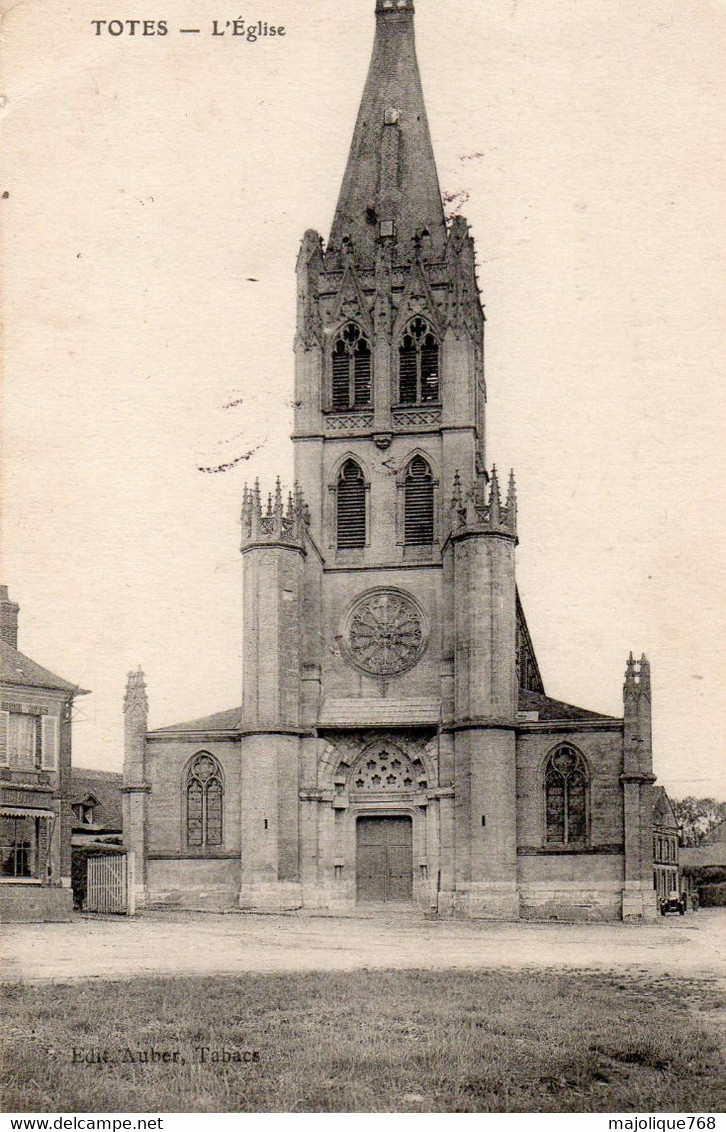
1, 807, 56, 819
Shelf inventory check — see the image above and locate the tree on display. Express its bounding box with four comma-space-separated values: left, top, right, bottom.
672, 797, 726, 846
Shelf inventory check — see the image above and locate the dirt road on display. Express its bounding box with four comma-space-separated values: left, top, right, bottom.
2, 908, 724, 984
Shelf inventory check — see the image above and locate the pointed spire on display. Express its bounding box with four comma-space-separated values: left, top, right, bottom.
623, 652, 653, 774
506, 469, 517, 528
328, 0, 446, 266
124, 666, 148, 714
240, 477, 310, 550
639, 653, 651, 694
489, 466, 501, 526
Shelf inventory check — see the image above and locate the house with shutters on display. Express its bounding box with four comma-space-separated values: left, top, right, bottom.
652, 786, 681, 905
0, 587, 89, 921
123, 0, 658, 921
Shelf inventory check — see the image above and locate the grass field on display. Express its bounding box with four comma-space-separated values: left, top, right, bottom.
2, 969, 724, 1113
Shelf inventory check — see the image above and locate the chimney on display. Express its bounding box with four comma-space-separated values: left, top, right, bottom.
0, 586, 19, 649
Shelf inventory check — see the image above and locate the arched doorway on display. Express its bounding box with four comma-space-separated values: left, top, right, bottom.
356, 815, 413, 904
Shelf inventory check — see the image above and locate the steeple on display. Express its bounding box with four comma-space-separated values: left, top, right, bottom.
124, 666, 148, 714
328, 0, 446, 267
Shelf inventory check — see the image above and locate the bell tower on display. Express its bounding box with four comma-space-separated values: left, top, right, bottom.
292, 0, 488, 558
241, 0, 520, 916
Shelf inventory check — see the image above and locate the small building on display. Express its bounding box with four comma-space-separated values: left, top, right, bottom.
0, 586, 90, 921
652, 786, 681, 904
70, 768, 123, 911
71, 768, 123, 849
681, 818, 726, 906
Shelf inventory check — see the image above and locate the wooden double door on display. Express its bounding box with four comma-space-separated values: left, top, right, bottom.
356, 816, 413, 904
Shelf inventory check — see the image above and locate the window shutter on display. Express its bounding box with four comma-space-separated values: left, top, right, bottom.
353, 342, 372, 406
399, 340, 418, 404
7, 713, 20, 768
0, 711, 8, 767
337, 462, 366, 549
420, 337, 440, 402
41, 715, 59, 771
404, 458, 434, 545
332, 347, 351, 410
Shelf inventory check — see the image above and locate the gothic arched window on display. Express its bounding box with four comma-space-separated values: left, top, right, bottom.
404, 455, 435, 545
336, 459, 367, 549
186, 753, 223, 848
331, 323, 372, 411
545, 746, 588, 845
398, 317, 440, 405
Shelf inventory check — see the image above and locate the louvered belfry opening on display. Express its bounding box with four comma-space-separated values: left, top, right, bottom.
404, 455, 435, 545
337, 459, 367, 549
331, 323, 372, 411
398, 317, 440, 405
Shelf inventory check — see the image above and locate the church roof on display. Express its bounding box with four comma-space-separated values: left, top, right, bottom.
150, 707, 241, 734
0, 639, 89, 696
328, 0, 447, 265
149, 690, 621, 733
151, 693, 619, 733
319, 697, 440, 727
518, 689, 621, 724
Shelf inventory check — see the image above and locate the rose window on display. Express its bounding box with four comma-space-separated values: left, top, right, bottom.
344, 589, 427, 676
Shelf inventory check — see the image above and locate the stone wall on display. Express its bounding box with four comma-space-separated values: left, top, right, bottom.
515, 727, 625, 920
145, 738, 241, 859
146, 859, 240, 910
321, 566, 443, 702
518, 854, 625, 921
0, 885, 73, 922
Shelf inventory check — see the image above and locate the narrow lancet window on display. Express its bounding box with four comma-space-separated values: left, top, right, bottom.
545, 746, 588, 845
331, 324, 372, 410
398, 317, 440, 405
404, 455, 435, 545
186, 753, 224, 848
337, 459, 366, 549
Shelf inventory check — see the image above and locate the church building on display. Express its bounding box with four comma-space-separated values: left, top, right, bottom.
124, 0, 657, 921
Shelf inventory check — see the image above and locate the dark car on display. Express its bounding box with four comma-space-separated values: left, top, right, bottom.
660, 889, 686, 916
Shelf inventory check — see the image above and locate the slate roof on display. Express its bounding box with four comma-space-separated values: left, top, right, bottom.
328, 0, 447, 265
652, 785, 679, 829
680, 842, 726, 868
319, 698, 440, 727
150, 690, 620, 734
1, 640, 89, 696
70, 768, 123, 831
518, 689, 621, 724
677, 819, 726, 869
150, 707, 242, 734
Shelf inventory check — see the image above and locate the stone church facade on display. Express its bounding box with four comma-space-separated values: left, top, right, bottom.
124, 0, 657, 921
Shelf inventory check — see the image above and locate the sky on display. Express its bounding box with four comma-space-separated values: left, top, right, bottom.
2, 0, 725, 798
